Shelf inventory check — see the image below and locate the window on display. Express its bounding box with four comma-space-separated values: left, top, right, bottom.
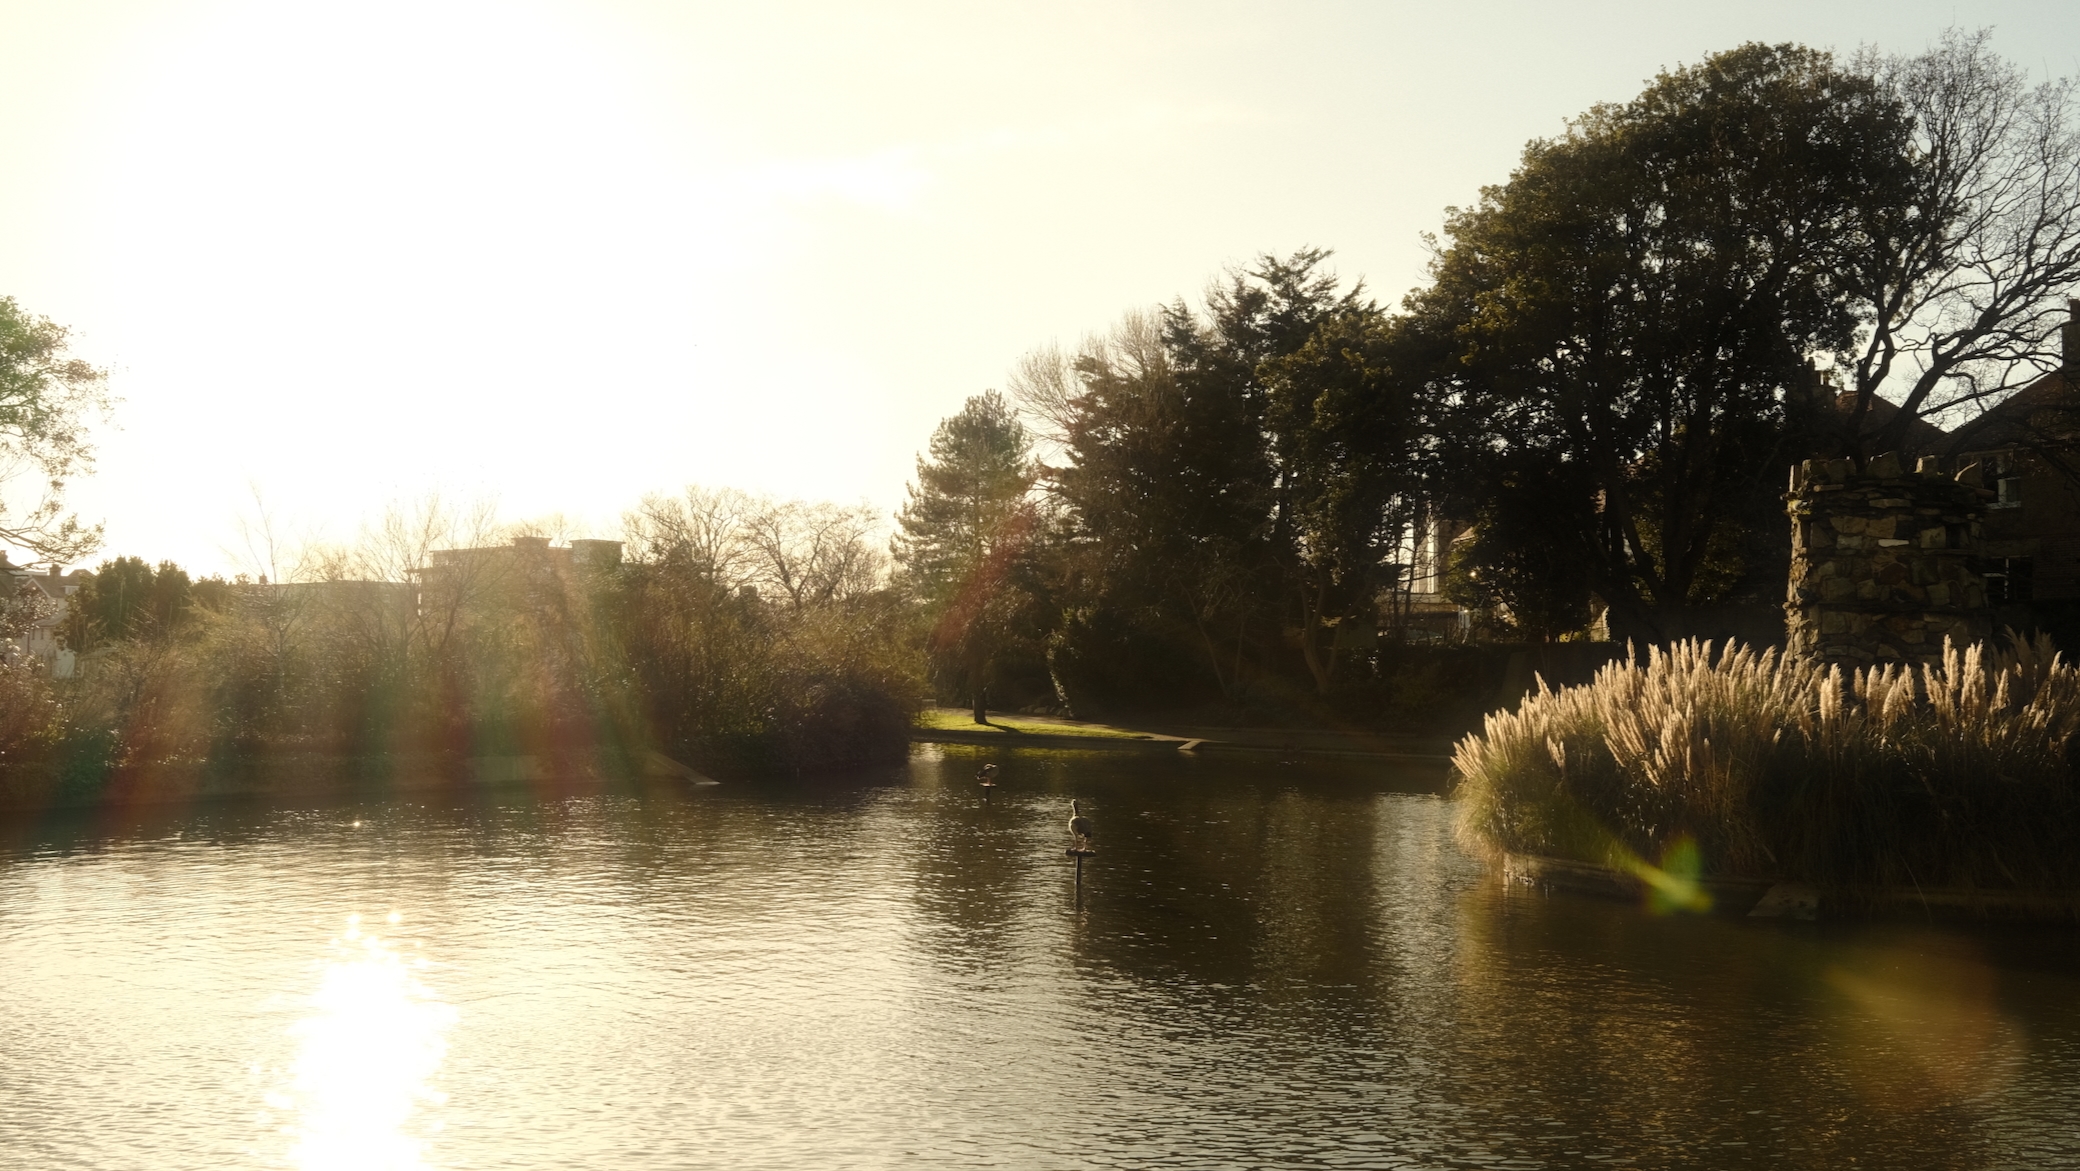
1985, 557, 2034, 604
1991, 453, 2024, 509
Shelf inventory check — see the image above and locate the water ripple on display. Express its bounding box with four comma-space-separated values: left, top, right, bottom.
0, 749, 2076, 1168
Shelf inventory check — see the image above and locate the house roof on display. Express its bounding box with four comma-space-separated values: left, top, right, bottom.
1794, 376, 1952, 459
3, 566, 90, 601
1944, 299, 2080, 454
1941, 365, 2080, 456
1789, 300, 2080, 462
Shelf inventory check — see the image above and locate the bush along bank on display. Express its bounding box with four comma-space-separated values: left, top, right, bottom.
1452, 637, 2080, 916
0, 533, 924, 809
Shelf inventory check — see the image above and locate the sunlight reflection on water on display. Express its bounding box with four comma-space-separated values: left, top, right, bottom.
2, 750, 2078, 1169
267, 914, 454, 1171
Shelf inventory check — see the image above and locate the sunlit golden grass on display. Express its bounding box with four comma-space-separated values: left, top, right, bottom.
1453, 636, 2080, 889
913, 709, 1151, 738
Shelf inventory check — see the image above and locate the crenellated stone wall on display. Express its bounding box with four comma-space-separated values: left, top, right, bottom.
1785, 452, 1992, 664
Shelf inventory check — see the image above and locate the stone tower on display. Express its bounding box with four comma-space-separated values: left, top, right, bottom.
1784, 452, 1992, 664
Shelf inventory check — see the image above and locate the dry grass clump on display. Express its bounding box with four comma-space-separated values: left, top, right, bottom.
1454, 636, 2080, 889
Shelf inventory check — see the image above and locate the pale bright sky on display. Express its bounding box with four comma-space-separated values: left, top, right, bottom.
3, 0, 2076, 575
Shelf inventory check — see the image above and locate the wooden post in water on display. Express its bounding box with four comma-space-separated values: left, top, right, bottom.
1065, 799, 1095, 906
1066, 843, 1096, 906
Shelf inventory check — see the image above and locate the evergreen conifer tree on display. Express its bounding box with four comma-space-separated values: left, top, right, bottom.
894, 392, 1037, 722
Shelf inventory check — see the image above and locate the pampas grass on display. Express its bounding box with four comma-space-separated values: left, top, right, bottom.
1454, 636, 2080, 889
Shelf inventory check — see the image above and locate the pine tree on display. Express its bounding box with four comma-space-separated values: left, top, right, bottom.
893, 391, 1037, 722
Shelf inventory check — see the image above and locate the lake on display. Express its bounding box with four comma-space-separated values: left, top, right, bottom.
2, 745, 2077, 1169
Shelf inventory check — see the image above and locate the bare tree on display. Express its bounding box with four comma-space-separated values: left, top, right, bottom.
1844, 30, 2080, 455
1005, 344, 1077, 459
627, 487, 884, 610
509, 513, 586, 545
1007, 309, 1173, 461
295, 494, 505, 660
741, 497, 884, 610
624, 486, 759, 587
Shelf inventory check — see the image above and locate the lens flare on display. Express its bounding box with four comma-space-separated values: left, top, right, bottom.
1823, 940, 2025, 1109
1602, 834, 1714, 914
271, 916, 455, 1171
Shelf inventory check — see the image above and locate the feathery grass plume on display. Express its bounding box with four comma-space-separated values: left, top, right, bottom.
1454, 635, 2080, 890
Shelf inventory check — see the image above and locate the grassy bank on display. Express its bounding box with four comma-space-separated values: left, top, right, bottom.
1453, 637, 2080, 891
914, 709, 1157, 739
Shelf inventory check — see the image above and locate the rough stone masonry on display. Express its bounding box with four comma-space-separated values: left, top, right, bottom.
1785, 452, 1993, 665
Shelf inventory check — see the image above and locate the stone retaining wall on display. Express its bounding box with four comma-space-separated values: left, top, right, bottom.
1785, 452, 1992, 665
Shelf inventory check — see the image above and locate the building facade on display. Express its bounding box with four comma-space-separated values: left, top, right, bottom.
1, 559, 90, 677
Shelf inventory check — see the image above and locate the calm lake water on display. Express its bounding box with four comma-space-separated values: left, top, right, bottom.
3, 745, 2078, 1170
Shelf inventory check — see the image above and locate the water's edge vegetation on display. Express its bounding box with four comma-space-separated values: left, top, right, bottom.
1453, 636, 2080, 897
0, 513, 924, 801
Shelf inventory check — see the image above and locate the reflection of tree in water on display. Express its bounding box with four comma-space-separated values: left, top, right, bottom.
895, 749, 1035, 973
886, 756, 2073, 1167
1245, 787, 1388, 992
15, 752, 2080, 1169
1440, 886, 2024, 1166
1049, 763, 1387, 998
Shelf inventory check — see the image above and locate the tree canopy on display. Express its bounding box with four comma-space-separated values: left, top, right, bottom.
1412, 42, 1922, 639
893, 391, 1044, 719
0, 297, 111, 563
58, 557, 230, 651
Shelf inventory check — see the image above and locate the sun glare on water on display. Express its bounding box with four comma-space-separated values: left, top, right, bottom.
266, 914, 456, 1171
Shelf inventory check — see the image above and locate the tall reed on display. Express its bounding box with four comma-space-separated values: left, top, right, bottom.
1453, 636, 2080, 889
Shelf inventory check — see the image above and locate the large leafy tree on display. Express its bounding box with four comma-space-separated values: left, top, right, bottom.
1027, 252, 1425, 702
1440, 459, 1600, 641
1047, 255, 1355, 702
59, 557, 201, 650
1413, 43, 1918, 640
0, 297, 111, 563
1047, 309, 1264, 700
893, 391, 1041, 721
1262, 301, 1429, 691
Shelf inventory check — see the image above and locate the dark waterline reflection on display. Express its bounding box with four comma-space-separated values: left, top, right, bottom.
2, 746, 2077, 1169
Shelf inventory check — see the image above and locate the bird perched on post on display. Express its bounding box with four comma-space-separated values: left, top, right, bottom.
1067, 799, 1094, 844
977, 763, 998, 784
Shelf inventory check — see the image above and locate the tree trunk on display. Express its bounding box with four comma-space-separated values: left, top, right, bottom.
1295, 571, 1336, 696
1188, 616, 1235, 701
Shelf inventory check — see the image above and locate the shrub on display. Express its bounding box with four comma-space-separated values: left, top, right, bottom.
617, 567, 922, 775
17, 546, 918, 786
1453, 636, 2080, 890
0, 657, 57, 766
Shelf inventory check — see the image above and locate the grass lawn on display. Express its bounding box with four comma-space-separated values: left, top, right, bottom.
914, 709, 1158, 739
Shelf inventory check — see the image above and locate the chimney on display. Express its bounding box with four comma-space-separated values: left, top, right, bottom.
570, 539, 623, 569
48, 564, 60, 580
1796, 359, 1832, 407
2067, 298, 2079, 373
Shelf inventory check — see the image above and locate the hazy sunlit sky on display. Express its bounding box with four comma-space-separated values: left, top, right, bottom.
3, 0, 2077, 574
